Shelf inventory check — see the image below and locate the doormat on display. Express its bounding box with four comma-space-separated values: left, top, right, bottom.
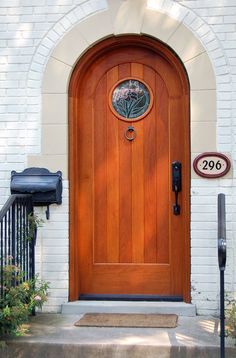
74, 313, 178, 328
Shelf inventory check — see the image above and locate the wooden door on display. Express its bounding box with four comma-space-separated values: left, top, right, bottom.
69, 36, 190, 302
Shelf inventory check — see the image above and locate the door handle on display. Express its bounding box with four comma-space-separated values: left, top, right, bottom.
172, 161, 181, 215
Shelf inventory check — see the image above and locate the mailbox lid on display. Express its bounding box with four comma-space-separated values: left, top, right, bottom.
10, 168, 62, 204
11, 175, 60, 193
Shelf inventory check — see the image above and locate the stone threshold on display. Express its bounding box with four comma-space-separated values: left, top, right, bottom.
61, 300, 196, 316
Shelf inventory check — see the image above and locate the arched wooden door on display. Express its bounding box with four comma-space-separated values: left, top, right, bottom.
69, 36, 190, 302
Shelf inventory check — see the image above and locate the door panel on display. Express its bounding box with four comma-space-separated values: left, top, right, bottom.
69, 36, 190, 301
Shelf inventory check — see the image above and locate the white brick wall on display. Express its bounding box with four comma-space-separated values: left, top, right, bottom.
1, 0, 236, 315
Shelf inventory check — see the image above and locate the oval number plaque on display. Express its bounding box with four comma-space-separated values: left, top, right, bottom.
193, 152, 231, 178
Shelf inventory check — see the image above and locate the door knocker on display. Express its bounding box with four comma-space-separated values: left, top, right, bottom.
125, 126, 137, 141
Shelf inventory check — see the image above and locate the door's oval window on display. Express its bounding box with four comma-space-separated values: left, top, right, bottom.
110, 78, 152, 121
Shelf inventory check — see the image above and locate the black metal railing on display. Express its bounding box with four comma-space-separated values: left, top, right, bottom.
0, 194, 36, 299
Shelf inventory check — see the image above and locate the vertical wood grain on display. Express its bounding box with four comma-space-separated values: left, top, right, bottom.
93, 76, 107, 263
131, 63, 144, 263
169, 96, 184, 295
155, 74, 169, 264
77, 77, 94, 290
143, 66, 157, 263
106, 67, 119, 263
118, 63, 133, 263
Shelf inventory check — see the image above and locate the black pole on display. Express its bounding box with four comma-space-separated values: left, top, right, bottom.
220, 270, 225, 358
218, 193, 226, 358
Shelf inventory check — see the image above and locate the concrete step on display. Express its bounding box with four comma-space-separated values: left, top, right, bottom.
61, 300, 196, 316
2, 314, 236, 358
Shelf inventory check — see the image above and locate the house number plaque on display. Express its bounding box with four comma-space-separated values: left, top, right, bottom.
193, 152, 231, 178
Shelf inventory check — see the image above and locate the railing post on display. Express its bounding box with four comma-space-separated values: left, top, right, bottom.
218, 193, 226, 358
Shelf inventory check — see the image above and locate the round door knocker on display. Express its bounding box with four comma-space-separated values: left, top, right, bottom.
125, 126, 137, 141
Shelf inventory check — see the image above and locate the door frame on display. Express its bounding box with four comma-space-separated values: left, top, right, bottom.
68, 35, 190, 302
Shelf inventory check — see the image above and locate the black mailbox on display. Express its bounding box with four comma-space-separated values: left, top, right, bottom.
11, 168, 62, 219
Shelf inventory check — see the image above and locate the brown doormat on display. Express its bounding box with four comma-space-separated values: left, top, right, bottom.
74, 313, 178, 328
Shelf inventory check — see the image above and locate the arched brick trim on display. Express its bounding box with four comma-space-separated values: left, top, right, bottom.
27, 0, 230, 179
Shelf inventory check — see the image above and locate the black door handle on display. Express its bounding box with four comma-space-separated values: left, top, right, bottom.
172, 161, 181, 215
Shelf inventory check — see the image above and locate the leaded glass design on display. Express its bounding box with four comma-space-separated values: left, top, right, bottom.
111, 79, 150, 119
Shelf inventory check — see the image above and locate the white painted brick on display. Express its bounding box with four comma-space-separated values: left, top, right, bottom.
191, 213, 216, 222
203, 16, 223, 25
218, 135, 232, 144
0, 0, 235, 316
54, 22, 67, 36
216, 33, 226, 41
191, 248, 216, 257
224, 15, 236, 23
46, 14, 63, 22
8, 7, 33, 16
8, 55, 32, 64
42, 247, 68, 255
183, 13, 198, 28
42, 255, 68, 263
34, 6, 71, 15
0, 15, 20, 23
22, 31, 46, 39
48, 289, 68, 298
208, 7, 236, 16
60, 17, 72, 30
33, 53, 46, 65
42, 271, 68, 280
20, 14, 46, 22
6, 154, 25, 163
212, 24, 235, 33
191, 238, 217, 246
214, 57, 227, 66
201, 31, 216, 44
0, 40, 7, 47
191, 222, 217, 230
48, 280, 68, 289
193, 8, 208, 17
41, 262, 68, 271
183, 0, 236, 8
219, 144, 232, 152
47, 0, 76, 4
192, 274, 218, 283
41, 37, 54, 49
66, 11, 78, 24
196, 24, 210, 38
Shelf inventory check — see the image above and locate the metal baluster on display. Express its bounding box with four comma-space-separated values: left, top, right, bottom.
19, 199, 23, 280
12, 202, 16, 287
8, 209, 11, 259
0, 220, 3, 299
4, 215, 7, 271
16, 201, 19, 272
23, 200, 27, 280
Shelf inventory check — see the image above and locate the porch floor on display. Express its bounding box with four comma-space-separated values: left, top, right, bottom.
1, 313, 236, 357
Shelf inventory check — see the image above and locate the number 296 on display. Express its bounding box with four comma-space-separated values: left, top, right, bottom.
202, 160, 222, 171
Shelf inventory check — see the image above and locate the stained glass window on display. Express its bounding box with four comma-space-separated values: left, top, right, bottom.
111, 79, 151, 120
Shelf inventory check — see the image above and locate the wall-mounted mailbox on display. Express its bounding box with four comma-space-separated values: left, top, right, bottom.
11, 168, 62, 219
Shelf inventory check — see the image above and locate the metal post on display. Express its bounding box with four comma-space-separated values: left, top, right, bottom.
218, 193, 226, 358
220, 270, 225, 358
